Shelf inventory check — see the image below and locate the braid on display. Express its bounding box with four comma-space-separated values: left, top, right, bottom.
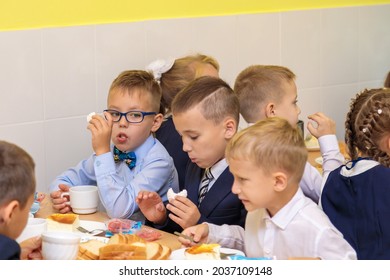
345, 91, 362, 161
347, 88, 390, 167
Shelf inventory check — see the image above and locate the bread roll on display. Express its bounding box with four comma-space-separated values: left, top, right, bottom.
46, 213, 80, 232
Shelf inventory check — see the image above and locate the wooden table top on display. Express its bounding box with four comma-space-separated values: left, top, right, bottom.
35, 195, 181, 251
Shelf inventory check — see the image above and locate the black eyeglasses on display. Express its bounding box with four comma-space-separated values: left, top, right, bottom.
103, 109, 157, 123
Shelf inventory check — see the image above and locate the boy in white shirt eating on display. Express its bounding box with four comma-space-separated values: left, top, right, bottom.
179, 117, 356, 260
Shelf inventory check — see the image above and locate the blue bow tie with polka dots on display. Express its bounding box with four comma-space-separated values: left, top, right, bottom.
113, 146, 136, 169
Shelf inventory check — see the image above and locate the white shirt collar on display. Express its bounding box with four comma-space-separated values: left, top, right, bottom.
341, 159, 380, 176
263, 188, 305, 230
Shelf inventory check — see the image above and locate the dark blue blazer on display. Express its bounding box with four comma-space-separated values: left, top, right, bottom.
155, 116, 189, 189
0, 234, 20, 260
321, 163, 390, 260
157, 161, 247, 233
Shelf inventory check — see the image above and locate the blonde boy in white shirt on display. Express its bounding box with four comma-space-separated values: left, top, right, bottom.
234, 65, 344, 203
179, 117, 356, 260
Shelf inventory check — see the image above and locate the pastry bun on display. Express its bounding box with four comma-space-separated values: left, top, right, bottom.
48, 213, 79, 224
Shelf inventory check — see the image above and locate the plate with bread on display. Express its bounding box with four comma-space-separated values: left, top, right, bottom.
46, 213, 106, 236
78, 233, 171, 260
170, 244, 245, 260
45, 213, 170, 260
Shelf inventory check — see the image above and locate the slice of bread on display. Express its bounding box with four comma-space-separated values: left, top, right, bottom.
157, 245, 171, 260
108, 233, 143, 245
145, 242, 163, 260
78, 233, 165, 260
78, 239, 107, 260
125, 234, 144, 244
99, 243, 147, 260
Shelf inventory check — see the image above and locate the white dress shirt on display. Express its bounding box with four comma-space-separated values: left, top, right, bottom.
207, 188, 357, 260
300, 134, 345, 203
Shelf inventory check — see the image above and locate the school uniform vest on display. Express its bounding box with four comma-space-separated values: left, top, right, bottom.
321, 164, 390, 259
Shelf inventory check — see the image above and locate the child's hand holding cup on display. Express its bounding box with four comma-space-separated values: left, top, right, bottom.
42, 232, 80, 260
60, 185, 99, 214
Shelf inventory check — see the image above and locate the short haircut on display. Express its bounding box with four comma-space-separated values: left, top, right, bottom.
345, 88, 390, 167
234, 65, 296, 123
0, 141, 36, 208
226, 117, 307, 184
160, 53, 219, 112
171, 76, 239, 125
109, 70, 162, 112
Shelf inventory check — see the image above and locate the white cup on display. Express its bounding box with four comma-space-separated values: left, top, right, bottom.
42, 231, 80, 260
61, 185, 99, 214
16, 218, 47, 243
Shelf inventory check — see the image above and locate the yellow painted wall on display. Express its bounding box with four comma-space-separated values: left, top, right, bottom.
1, 0, 390, 31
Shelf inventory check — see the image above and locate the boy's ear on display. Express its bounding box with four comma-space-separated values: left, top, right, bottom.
150, 113, 164, 133
273, 172, 288, 192
0, 200, 19, 225
265, 103, 276, 118
224, 117, 237, 140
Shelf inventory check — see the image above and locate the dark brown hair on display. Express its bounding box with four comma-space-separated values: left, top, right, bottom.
109, 70, 162, 112
234, 65, 296, 123
345, 88, 390, 166
0, 141, 35, 208
171, 76, 239, 125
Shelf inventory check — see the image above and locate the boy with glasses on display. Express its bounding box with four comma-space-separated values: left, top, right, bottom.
49, 70, 179, 221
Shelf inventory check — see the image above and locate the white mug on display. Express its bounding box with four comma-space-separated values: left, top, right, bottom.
16, 218, 47, 243
42, 231, 80, 260
61, 185, 99, 214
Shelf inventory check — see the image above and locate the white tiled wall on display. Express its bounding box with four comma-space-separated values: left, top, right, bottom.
1, 5, 389, 192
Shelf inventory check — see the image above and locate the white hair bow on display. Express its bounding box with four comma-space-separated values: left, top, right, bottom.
146, 58, 175, 82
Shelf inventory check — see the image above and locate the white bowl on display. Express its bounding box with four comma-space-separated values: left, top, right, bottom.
17, 218, 47, 243
42, 231, 80, 260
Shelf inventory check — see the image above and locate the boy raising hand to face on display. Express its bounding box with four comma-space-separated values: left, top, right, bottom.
50, 71, 179, 220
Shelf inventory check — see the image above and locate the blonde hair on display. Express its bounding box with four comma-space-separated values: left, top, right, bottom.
345, 88, 390, 166
109, 70, 162, 112
234, 65, 296, 123
160, 54, 219, 113
171, 76, 239, 125
226, 117, 307, 184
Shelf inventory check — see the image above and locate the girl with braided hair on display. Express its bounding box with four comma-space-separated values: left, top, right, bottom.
320, 87, 390, 259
